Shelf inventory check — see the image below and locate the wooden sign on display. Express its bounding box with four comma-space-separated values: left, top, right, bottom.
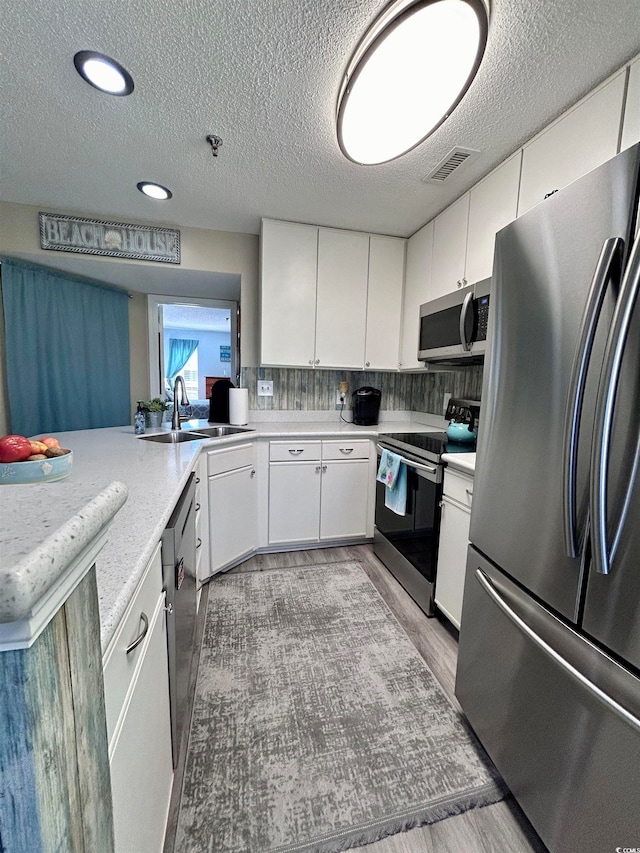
39, 212, 180, 264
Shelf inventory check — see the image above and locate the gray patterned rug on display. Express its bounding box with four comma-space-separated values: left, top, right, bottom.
174, 561, 505, 853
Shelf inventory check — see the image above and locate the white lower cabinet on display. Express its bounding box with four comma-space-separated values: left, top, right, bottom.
195, 453, 210, 588
319, 459, 370, 540
104, 544, 173, 853
269, 460, 322, 544
435, 468, 474, 630
268, 439, 373, 546
207, 442, 257, 572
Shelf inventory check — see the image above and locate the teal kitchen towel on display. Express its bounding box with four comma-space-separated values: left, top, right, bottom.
384, 461, 407, 516
377, 449, 402, 490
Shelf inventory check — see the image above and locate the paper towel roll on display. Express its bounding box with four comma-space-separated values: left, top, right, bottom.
228, 388, 249, 425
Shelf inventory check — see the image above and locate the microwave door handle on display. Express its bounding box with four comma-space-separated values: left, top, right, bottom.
562, 237, 623, 558
459, 291, 474, 351
590, 228, 640, 575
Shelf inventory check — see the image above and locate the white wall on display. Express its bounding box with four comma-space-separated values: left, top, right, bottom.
0, 201, 259, 433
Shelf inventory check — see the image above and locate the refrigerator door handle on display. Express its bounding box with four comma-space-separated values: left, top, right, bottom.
591, 228, 640, 575
474, 568, 640, 733
562, 237, 624, 558
459, 290, 474, 351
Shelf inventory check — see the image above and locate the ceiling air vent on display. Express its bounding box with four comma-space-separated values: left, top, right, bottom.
423, 147, 479, 183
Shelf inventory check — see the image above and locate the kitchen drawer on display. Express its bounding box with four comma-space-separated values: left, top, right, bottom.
322, 439, 370, 461
103, 541, 163, 746
269, 440, 322, 462
207, 442, 254, 476
443, 468, 474, 508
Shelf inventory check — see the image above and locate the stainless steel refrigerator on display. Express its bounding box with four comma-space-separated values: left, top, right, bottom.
455, 143, 640, 853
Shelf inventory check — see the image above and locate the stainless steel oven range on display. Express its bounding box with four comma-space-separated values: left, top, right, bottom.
374, 431, 475, 617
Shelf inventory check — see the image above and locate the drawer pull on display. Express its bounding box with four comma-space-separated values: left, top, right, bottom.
195, 502, 201, 512
250, 468, 256, 477
195, 476, 201, 484
126, 612, 149, 655
196, 537, 202, 549
288, 449, 304, 455
339, 447, 354, 454
164, 602, 174, 615
466, 489, 473, 498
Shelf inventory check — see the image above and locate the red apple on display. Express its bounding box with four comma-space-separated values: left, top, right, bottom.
0, 434, 33, 463
39, 437, 61, 449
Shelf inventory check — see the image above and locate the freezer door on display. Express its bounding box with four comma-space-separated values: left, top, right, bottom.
471, 145, 640, 620
456, 547, 640, 853
582, 222, 640, 669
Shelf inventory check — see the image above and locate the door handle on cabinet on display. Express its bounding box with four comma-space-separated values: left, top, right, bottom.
196, 537, 202, 549
288, 449, 304, 455
250, 469, 256, 477
126, 612, 149, 654
339, 448, 353, 454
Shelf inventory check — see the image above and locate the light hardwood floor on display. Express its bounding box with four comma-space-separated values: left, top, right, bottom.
170, 545, 548, 853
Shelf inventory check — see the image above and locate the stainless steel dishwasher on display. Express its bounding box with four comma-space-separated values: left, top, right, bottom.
161, 472, 197, 768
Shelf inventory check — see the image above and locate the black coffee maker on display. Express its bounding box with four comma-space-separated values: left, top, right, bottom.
352, 387, 382, 426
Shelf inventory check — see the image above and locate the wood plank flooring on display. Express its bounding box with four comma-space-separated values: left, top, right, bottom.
171, 545, 548, 853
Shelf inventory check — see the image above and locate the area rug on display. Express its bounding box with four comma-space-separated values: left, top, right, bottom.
174, 561, 505, 853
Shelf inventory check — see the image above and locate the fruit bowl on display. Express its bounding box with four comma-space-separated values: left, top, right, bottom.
0, 451, 73, 485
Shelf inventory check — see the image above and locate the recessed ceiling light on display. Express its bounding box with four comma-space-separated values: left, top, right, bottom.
137, 182, 173, 200
73, 51, 134, 95
336, 0, 489, 165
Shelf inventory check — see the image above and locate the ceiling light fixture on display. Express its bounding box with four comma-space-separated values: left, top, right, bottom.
336, 0, 489, 165
137, 182, 173, 200
73, 51, 134, 95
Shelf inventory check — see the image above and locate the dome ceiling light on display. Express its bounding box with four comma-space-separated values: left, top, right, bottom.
137, 182, 173, 200
336, 0, 489, 165
73, 51, 134, 96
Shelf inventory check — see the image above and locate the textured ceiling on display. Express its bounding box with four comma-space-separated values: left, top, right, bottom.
1, 0, 639, 240
163, 304, 232, 332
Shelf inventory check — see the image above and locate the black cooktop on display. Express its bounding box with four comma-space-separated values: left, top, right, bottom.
379, 431, 477, 461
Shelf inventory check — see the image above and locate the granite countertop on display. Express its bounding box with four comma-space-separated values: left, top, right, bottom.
0, 411, 444, 652
441, 452, 476, 475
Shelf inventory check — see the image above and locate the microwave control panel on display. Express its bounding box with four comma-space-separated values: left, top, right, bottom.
476, 295, 490, 341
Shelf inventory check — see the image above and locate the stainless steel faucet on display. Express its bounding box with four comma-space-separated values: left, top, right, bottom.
171, 375, 191, 430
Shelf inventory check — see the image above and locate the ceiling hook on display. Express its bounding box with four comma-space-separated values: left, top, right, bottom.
206, 135, 223, 158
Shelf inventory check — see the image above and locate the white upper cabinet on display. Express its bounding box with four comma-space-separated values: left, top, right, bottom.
621, 57, 640, 151
429, 193, 470, 300
518, 71, 627, 216
399, 221, 433, 370
365, 236, 405, 370
260, 219, 318, 367
465, 152, 522, 284
315, 228, 369, 369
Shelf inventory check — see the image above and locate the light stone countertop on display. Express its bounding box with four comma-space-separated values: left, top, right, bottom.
0, 411, 444, 652
441, 452, 477, 475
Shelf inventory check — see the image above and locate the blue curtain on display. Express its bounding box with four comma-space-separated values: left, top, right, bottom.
2, 258, 131, 435
166, 338, 198, 380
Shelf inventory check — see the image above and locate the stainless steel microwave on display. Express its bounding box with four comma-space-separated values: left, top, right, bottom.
418, 278, 491, 364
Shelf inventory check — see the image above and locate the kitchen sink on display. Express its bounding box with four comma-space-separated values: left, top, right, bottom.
138, 431, 207, 444
192, 426, 255, 437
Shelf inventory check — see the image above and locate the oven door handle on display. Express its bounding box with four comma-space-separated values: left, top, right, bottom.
376, 444, 437, 475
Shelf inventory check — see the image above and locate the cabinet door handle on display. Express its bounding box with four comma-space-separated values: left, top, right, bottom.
195, 476, 201, 484
126, 612, 149, 655
309, 359, 313, 365
466, 488, 473, 498
365, 361, 370, 367
322, 464, 327, 472
288, 448, 304, 455
196, 537, 202, 549
315, 358, 320, 365
316, 465, 321, 473
339, 447, 354, 454
195, 502, 201, 512
250, 469, 256, 477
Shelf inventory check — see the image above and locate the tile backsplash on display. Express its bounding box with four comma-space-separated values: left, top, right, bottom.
240, 366, 483, 416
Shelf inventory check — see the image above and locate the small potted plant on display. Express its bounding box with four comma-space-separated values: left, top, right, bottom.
141, 398, 171, 429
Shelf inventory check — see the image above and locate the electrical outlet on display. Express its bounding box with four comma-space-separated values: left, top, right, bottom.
257, 380, 274, 397
336, 390, 346, 408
